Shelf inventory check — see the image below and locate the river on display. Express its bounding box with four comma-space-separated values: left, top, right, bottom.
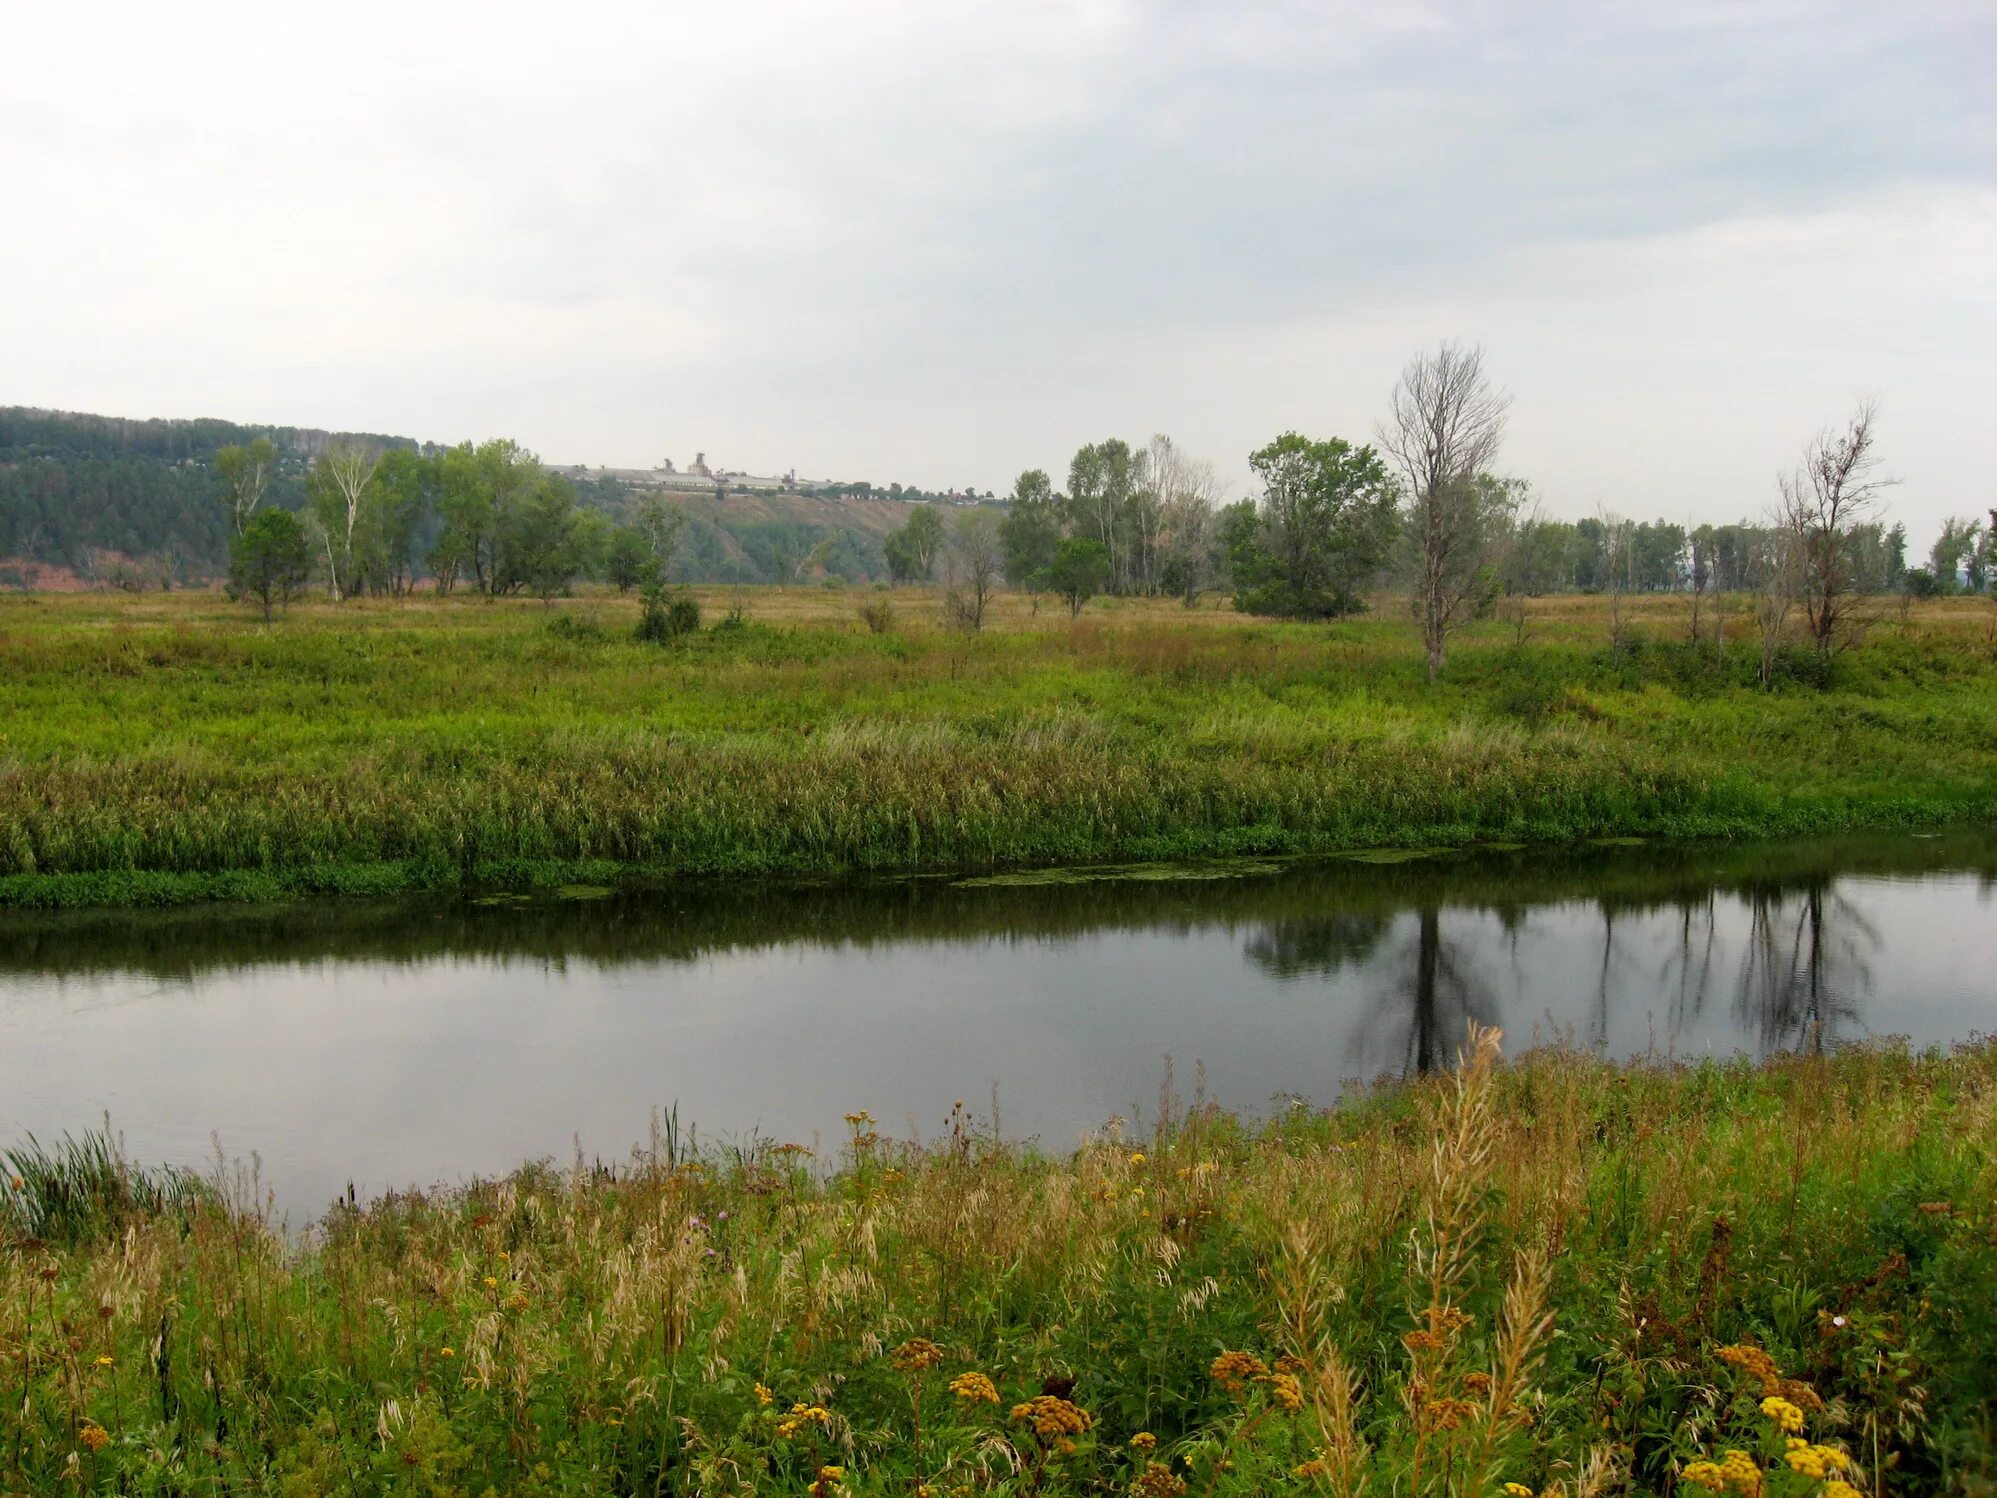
3, 830, 1992, 1221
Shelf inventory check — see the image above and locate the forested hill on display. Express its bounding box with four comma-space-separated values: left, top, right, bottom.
0, 407, 416, 589
0, 406, 920, 588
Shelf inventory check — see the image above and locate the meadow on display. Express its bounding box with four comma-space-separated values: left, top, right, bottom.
1, 586, 1994, 907
4, 1033, 1994, 1495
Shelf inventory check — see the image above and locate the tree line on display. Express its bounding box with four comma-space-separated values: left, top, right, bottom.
875, 345, 1990, 674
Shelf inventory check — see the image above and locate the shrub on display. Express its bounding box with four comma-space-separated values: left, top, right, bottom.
636, 588, 701, 642
857, 596, 896, 634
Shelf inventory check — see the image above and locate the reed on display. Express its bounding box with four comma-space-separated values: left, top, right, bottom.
4, 1038, 1994, 1494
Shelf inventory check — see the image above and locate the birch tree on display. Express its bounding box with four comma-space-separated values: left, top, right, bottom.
214, 437, 275, 535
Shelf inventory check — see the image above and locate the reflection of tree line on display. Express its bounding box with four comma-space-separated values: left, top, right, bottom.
1244, 874, 1885, 1076
0, 834, 1971, 1020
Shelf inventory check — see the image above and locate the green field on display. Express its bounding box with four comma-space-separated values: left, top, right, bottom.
6, 1035, 1995, 1494
1, 587, 1994, 907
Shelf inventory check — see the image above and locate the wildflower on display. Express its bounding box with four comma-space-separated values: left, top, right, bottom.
1295, 1458, 1331, 1479
8, 1174, 22, 1191
1265, 1371, 1304, 1413
1010, 1395, 1091, 1439
439, 1347, 455, 1359
754, 1382, 773, 1407
844, 1110, 875, 1126
1129, 1431, 1156, 1450
776, 1403, 833, 1439
1128, 1152, 1146, 1166
1824, 1483, 1862, 1498
482, 1275, 499, 1289
892, 1338, 943, 1373
79, 1422, 111, 1453
505, 1291, 530, 1311
949, 1371, 998, 1404
1209, 1350, 1268, 1397
1759, 1395, 1804, 1434
1783, 1440, 1850, 1480
1681, 1462, 1727, 1493
1132, 1461, 1187, 1497
1505, 1485, 1534, 1498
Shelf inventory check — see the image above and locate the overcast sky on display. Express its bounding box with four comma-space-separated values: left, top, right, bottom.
5, 1, 1993, 541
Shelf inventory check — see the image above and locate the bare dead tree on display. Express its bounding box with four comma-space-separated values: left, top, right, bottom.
1600, 509, 1633, 652
1750, 522, 1800, 689
1776, 401, 1896, 660
944, 508, 1004, 631
1378, 342, 1513, 680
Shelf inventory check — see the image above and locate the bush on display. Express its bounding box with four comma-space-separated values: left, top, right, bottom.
635, 588, 701, 643
857, 596, 896, 634
545, 610, 607, 642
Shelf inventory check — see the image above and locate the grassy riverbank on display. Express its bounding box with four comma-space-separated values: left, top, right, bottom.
2, 588, 1994, 908
6, 1037, 1995, 1494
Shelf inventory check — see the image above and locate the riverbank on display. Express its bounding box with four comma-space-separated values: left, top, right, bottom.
6, 1037, 1994, 1494
2, 588, 1994, 908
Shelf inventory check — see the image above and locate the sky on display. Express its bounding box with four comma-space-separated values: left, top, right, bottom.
4, 0, 1993, 543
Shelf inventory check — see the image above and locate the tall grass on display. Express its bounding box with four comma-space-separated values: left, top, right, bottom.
0, 1130, 209, 1246
1, 589, 1994, 907
4, 1038, 1995, 1493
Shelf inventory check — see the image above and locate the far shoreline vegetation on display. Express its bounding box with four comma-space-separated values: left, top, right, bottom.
2, 349, 1995, 912
0, 583, 1993, 911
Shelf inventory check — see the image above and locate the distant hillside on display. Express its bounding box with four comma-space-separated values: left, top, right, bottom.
0, 405, 963, 589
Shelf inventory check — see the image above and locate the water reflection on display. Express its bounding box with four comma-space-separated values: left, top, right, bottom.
0, 831, 1990, 1215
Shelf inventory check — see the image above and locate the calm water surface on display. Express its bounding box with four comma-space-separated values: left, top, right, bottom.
3, 831, 1993, 1220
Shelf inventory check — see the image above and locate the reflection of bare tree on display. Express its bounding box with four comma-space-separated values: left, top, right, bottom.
1658, 892, 1722, 1039
1405, 908, 1496, 1075
1242, 905, 1494, 1077
1736, 883, 1875, 1053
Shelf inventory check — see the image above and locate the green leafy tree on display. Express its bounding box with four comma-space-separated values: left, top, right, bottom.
369, 448, 435, 596
499, 472, 588, 604
884, 504, 945, 584
604, 526, 651, 592
1045, 536, 1109, 618
228, 509, 311, 622
999, 469, 1062, 587
1231, 433, 1400, 617
1065, 439, 1139, 592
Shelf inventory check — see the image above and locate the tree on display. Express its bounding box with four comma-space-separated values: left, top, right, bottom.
604, 526, 651, 592
1749, 525, 1801, 689
1777, 401, 1895, 659
943, 508, 1003, 630
1066, 439, 1139, 593
1146, 436, 1227, 607
1930, 516, 1981, 594
306, 442, 382, 599
213, 437, 275, 535
1377, 342, 1514, 680
501, 472, 588, 604
1045, 536, 1109, 618
369, 448, 434, 597
228, 509, 311, 622
999, 469, 1061, 587
884, 504, 945, 584
1232, 432, 1399, 617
